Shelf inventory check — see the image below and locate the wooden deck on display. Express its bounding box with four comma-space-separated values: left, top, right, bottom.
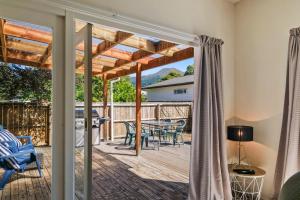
0, 138, 190, 200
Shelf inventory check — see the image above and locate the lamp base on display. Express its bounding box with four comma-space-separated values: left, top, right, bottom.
233, 168, 255, 175
231, 163, 256, 174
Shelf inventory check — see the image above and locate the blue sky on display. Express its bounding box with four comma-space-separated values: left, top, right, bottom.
131, 57, 194, 77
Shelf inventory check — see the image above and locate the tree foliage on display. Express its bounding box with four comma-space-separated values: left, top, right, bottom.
75, 74, 104, 102
184, 65, 194, 76
113, 76, 136, 102
0, 63, 142, 103
0, 63, 51, 102
161, 71, 182, 81
76, 75, 140, 102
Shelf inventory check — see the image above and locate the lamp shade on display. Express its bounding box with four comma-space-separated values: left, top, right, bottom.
227, 125, 253, 142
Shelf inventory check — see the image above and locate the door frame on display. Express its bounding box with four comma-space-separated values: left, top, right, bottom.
0, 1, 198, 199
66, 10, 198, 200
0, 3, 65, 200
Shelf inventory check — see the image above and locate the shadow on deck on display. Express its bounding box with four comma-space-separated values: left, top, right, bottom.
0, 139, 190, 200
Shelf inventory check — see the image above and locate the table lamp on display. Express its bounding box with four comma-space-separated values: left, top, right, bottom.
228, 125, 254, 174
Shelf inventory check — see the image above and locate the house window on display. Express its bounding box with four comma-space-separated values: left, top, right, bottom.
174, 89, 187, 94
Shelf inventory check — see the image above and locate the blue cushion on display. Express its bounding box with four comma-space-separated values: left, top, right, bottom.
0, 125, 3, 130
0, 129, 22, 149
0, 143, 20, 170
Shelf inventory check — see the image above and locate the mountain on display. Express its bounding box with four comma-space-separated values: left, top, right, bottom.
131, 68, 184, 87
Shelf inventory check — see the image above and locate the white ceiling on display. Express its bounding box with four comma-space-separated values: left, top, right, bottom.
226, 0, 241, 4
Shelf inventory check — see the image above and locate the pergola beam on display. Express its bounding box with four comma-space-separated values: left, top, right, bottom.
5, 36, 147, 68
76, 30, 133, 69
3, 22, 155, 68
98, 42, 177, 75
106, 47, 194, 79
5, 38, 47, 54
142, 47, 194, 71
76, 54, 115, 68
0, 19, 193, 83
1, 43, 115, 71
1, 48, 107, 72
0, 50, 51, 69
80, 22, 176, 57
0, 19, 7, 62
76, 43, 151, 64
40, 43, 52, 65
4, 22, 52, 43
89, 31, 133, 72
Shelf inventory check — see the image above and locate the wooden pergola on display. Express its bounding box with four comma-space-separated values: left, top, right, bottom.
0, 19, 194, 155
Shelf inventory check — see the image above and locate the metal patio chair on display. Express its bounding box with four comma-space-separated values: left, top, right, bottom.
167, 119, 186, 146
123, 122, 149, 148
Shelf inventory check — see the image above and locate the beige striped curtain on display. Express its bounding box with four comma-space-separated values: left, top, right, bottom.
274, 27, 300, 198
188, 35, 232, 200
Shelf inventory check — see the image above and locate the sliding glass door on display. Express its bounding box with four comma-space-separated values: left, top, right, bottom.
0, 3, 65, 200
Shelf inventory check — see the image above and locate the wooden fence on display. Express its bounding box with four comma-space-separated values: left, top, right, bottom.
0, 102, 192, 145
76, 102, 193, 139
0, 102, 50, 146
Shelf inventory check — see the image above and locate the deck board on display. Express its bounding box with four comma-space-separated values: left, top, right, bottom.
0, 138, 190, 200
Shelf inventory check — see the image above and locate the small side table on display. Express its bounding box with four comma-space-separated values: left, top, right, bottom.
228, 164, 265, 200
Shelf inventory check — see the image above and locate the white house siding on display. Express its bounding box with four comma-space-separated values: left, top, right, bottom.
145, 84, 193, 102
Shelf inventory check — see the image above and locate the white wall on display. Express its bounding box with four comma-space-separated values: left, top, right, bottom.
235, 0, 300, 198
145, 84, 194, 102
2, 0, 237, 198
70, 0, 236, 119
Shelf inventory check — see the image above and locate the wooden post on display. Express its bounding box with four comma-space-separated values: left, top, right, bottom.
0, 19, 7, 63
135, 63, 142, 156
156, 104, 161, 121
103, 73, 109, 140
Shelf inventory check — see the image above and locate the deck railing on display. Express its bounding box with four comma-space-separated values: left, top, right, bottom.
0, 101, 192, 145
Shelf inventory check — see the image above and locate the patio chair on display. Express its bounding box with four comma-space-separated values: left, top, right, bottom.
167, 120, 186, 146
0, 129, 34, 153
123, 122, 149, 148
0, 143, 42, 189
151, 119, 171, 140
155, 119, 172, 142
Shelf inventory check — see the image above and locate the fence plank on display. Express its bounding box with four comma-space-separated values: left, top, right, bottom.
0, 102, 50, 146
76, 102, 192, 138
0, 102, 192, 145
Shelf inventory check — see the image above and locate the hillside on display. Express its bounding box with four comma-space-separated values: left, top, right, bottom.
131, 68, 184, 87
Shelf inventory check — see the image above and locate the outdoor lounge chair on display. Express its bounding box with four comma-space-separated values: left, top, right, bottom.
123, 122, 149, 148
0, 128, 34, 153
0, 142, 42, 189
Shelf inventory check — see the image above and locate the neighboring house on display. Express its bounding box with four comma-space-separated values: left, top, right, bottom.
143, 75, 194, 102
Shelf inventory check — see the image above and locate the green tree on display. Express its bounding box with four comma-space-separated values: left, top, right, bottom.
113, 76, 136, 102
75, 74, 104, 102
0, 63, 20, 100
0, 63, 139, 103
184, 65, 194, 76
0, 63, 51, 102
75, 75, 139, 102
161, 71, 182, 81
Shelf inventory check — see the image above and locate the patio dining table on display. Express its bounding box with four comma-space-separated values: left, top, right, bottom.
142, 120, 181, 150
